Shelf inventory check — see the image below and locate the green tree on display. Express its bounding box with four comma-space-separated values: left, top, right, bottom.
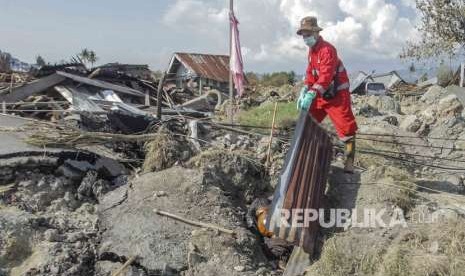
152, 70, 163, 80
261, 71, 295, 87
36, 55, 46, 67
402, 0, 465, 60
288, 71, 296, 85
245, 72, 259, 86
79, 48, 90, 65
88, 51, 98, 68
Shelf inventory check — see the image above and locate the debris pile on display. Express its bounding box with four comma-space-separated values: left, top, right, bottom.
1, 56, 465, 276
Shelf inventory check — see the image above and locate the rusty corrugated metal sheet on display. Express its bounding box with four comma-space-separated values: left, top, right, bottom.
266, 111, 333, 255
175, 53, 230, 83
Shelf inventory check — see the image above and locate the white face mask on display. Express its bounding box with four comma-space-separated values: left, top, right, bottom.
303, 35, 317, 48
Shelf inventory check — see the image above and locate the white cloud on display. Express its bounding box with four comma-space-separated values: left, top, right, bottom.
401, 0, 417, 9
163, 0, 419, 72
163, 0, 228, 34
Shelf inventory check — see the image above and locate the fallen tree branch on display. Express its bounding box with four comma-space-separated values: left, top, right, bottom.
153, 209, 236, 236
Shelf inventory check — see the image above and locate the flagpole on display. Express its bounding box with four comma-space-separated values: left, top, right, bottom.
229, 0, 234, 123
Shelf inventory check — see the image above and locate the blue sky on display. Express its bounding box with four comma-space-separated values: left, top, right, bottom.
0, 0, 423, 74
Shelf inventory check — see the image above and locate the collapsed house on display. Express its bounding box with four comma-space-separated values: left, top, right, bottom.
350, 71, 408, 94
0, 71, 148, 120
166, 53, 231, 94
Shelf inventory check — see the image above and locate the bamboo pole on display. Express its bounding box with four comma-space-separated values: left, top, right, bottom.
154, 209, 236, 236
265, 102, 278, 168
229, 0, 234, 124
9, 73, 14, 94
460, 62, 465, 88
157, 72, 166, 120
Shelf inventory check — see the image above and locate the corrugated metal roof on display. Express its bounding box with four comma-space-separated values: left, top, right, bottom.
56, 71, 145, 98
372, 71, 405, 89
266, 112, 333, 255
174, 53, 230, 82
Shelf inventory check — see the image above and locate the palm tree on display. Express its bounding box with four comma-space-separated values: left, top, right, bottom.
79, 48, 90, 65
88, 51, 98, 68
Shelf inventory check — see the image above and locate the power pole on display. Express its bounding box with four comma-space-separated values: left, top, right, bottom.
229, 0, 234, 123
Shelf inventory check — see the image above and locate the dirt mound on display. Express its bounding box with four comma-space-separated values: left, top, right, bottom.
98, 166, 272, 275
187, 149, 269, 203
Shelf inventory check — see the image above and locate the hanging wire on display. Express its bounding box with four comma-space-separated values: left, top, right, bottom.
356, 137, 465, 152
354, 148, 465, 171
355, 147, 465, 164
357, 132, 465, 142
210, 122, 465, 142
336, 181, 465, 206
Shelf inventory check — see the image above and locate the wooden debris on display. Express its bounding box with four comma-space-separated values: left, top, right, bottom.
111, 256, 137, 276
0, 184, 16, 194
153, 209, 236, 236
265, 102, 278, 168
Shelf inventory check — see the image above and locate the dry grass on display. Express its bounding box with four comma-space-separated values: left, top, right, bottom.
186, 148, 262, 169
23, 125, 164, 147
142, 128, 181, 173
306, 233, 387, 276
305, 165, 465, 276
379, 220, 465, 276
306, 219, 465, 276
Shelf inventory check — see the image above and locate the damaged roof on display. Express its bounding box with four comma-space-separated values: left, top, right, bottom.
170, 53, 230, 82
0, 71, 145, 103
98, 63, 149, 69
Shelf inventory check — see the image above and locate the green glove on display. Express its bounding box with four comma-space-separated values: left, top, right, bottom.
296, 86, 308, 110
298, 91, 316, 111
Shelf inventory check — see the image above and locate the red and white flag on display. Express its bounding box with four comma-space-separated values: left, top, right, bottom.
230, 11, 245, 97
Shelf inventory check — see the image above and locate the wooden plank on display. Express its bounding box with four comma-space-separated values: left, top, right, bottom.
157, 72, 166, 119
0, 74, 66, 102
460, 62, 465, 87
56, 71, 145, 98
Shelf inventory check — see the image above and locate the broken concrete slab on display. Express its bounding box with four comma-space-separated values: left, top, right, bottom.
400, 115, 422, 133
95, 157, 128, 178
365, 95, 401, 114
0, 73, 67, 103
0, 114, 67, 156
438, 94, 463, 118
98, 166, 269, 275
420, 85, 443, 104
0, 115, 129, 176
